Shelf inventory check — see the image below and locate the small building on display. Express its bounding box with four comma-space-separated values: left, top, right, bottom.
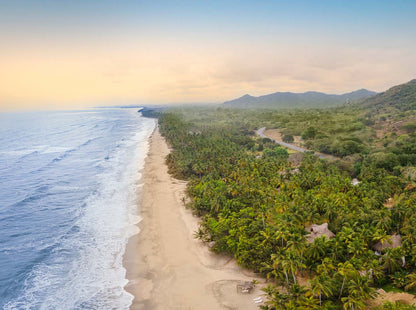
373, 234, 402, 252
305, 223, 335, 243
373, 234, 405, 267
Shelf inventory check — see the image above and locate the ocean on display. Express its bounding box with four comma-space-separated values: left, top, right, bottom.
0, 108, 156, 309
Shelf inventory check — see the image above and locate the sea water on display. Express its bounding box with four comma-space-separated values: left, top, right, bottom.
0, 108, 156, 309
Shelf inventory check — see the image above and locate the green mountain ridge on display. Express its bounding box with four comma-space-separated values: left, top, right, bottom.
361, 79, 416, 112
223, 89, 377, 108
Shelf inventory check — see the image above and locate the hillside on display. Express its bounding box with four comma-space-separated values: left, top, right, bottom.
362, 79, 416, 112
223, 89, 377, 108
359, 79, 416, 140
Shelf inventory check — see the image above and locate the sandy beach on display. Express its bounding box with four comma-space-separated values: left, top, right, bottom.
124, 127, 264, 310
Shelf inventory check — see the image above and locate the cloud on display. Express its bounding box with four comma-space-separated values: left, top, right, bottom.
1, 39, 415, 110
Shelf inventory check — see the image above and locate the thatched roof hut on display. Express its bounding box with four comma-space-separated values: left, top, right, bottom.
305, 223, 335, 243
373, 234, 402, 252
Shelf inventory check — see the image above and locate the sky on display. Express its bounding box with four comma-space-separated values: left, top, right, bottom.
0, 0, 415, 111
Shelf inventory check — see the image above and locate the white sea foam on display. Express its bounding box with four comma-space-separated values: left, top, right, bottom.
42, 146, 72, 154
0, 146, 71, 156
4, 114, 156, 310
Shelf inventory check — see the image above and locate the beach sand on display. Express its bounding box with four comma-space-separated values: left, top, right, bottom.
124, 127, 264, 310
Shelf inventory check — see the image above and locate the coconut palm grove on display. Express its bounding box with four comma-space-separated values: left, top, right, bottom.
153, 79, 416, 309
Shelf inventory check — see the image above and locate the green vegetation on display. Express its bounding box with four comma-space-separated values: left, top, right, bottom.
361, 79, 416, 113
223, 89, 377, 109
375, 301, 416, 310
156, 79, 416, 309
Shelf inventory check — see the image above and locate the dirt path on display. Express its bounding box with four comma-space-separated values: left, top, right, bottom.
256, 127, 338, 160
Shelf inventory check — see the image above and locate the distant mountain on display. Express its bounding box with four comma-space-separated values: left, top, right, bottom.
361, 79, 416, 111
223, 89, 377, 108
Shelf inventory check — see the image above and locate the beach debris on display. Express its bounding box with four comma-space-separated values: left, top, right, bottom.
253, 296, 263, 304
351, 178, 360, 186
236, 281, 254, 294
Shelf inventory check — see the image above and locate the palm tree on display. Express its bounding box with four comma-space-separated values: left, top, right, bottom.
286, 234, 307, 275
383, 247, 404, 274
261, 284, 289, 309
408, 245, 416, 269
316, 257, 336, 276
299, 295, 320, 309
402, 223, 416, 249
337, 225, 356, 250
347, 237, 367, 258
307, 236, 325, 261
405, 273, 416, 291
363, 258, 385, 283
391, 202, 407, 230
274, 223, 289, 248
374, 209, 392, 232
341, 295, 366, 310
288, 283, 309, 307
270, 251, 290, 287
309, 274, 334, 306
331, 238, 347, 261
338, 262, 356, 299
260, 227, 275, 247
281, 256, 296, 286
347, 276, 377, 301
371, 229, 391, 247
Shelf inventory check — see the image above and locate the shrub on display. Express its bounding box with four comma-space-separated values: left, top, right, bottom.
282, 134, 294, 143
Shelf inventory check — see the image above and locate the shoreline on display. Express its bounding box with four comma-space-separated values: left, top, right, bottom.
123, 126, 264, 309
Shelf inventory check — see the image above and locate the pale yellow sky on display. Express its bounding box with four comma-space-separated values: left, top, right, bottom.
1, 41, 414, 111
1, 1, 416, 111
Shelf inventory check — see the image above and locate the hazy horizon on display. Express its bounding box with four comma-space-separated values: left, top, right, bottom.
1, 0, 416, 111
